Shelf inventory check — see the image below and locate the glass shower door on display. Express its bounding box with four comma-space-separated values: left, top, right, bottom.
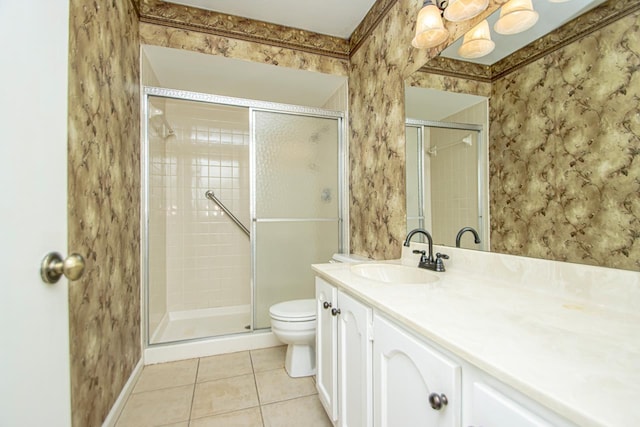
252, 109, 342, 329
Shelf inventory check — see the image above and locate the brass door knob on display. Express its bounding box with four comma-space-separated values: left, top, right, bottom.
40, 252, 86, 284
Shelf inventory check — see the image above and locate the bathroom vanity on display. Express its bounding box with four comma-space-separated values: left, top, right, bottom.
313, 244, 640, 427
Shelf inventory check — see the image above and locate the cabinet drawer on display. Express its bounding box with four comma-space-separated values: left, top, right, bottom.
471, 382, 552, 427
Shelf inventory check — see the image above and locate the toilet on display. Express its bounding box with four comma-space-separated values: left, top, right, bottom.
269, 299, 317, 378
269, 253, 371, 378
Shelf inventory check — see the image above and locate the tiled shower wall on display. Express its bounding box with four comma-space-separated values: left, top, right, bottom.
429, 101, 487, 249
149, 99, 251, 323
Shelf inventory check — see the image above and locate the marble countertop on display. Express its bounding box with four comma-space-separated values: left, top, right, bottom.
312, 252, 640, 427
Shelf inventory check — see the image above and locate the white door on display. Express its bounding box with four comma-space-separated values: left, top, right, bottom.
337, 290, 372, 427
0, 1, 72, 426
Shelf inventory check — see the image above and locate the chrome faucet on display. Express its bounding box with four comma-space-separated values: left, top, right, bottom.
455, 227, 481, 248
403, 228, 449, 272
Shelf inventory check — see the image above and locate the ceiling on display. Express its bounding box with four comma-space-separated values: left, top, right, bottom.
163, 0, 377, 38
441, 0, 607, 65
405, 87, 486, 121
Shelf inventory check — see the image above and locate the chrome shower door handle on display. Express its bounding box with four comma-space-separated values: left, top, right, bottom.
40, 252, 85, 284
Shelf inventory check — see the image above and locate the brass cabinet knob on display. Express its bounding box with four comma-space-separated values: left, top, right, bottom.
40, 252, 85, 284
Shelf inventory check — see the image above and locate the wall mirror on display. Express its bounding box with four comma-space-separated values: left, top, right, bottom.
404, 0, 639, 271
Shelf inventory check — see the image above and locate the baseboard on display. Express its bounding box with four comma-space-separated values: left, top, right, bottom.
101, 358, 144, 427
144, 330, 282, 365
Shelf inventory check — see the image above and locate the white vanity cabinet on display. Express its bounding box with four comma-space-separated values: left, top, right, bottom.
468, 382, 553, 427
316, 277, 373, 427
373, 314, 461, 427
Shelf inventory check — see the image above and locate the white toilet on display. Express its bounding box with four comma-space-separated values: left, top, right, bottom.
269, 299, 317, 378
269, 253, 370, 378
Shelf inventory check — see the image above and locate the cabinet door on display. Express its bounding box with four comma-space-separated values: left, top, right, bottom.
337, 291, 373, 427
470, 383, 553, 427
316, 277, 338, 422
373, 314, 461, 427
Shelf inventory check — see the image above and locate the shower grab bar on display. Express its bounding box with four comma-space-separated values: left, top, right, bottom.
205, 190, 250, 238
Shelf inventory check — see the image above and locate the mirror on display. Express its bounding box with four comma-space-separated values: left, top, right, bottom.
404, 0, 639, 271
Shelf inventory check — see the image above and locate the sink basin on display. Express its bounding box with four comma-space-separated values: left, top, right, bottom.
350, 263, 439, 284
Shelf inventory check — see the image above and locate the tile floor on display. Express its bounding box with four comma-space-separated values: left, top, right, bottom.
115, 346, 332, 427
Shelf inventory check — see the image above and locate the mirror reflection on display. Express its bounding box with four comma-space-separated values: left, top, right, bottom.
404, 0, 639, 271
405, 92, 488, 250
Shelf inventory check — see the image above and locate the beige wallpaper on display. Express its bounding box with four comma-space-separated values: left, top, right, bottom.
139, 22, 348, 77
67, 0, 141, 425
490, 9, 640, 271
139, 0, 349, 58
348, 0, 505, 259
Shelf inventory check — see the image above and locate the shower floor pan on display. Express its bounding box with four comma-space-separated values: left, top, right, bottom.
151, 304, 251, 344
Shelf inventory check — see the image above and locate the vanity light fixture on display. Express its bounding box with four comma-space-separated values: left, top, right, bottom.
458, 19, 495, 59
443, 0, 489, 22
494, 0, 539, 35
412, 1, 450, 49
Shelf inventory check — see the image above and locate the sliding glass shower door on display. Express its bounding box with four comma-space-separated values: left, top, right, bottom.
252, 109, 342, 329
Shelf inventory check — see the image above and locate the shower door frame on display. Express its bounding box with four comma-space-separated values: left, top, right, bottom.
405, 118, 488, 249
141, 86, 346, 347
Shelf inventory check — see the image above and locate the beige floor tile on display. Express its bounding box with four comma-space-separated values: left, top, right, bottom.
197, 351, 253, 383
261, 395, 331, 427
250, 346, 286, 373
116, 385, 193, 427
134, 359, 198, 393
159, 423, 189, 427
190, 407, 263, 427
191, 374, 259, 419
254, 368, 316, 404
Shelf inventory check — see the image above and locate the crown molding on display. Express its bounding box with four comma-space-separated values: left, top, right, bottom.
138, 0, 350, 60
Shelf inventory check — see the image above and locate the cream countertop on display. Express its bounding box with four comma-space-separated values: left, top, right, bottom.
312, 245, 640, 427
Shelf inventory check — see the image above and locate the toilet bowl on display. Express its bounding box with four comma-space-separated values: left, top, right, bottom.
269, 299, 317, 378
269, 254, 370, 378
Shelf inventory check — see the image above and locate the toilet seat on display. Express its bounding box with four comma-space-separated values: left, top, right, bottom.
270, 299, 316, 322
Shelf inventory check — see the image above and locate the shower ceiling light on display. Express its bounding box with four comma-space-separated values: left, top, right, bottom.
458, 19, 495, 59
494, 0, 539, 35
443, 0, 489, 22
412, 1, 450, 49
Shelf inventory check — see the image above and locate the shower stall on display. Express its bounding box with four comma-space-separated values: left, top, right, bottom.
405, 119, 487, 249
143, 87, 344, 346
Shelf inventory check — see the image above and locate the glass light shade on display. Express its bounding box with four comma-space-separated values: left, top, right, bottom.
443, 0, 489, 22
494, 0, 539, 35
458, 20, 495, 59
412, 4, 450, 49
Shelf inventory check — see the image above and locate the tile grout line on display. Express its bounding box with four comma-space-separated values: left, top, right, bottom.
249, 350, 267, 427
187, 358, 201, 425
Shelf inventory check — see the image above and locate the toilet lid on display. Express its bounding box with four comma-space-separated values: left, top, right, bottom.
270, 299, 316, 321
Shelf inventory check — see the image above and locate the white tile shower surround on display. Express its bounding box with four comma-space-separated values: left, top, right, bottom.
115, 346, 331, 427
148, 99, 252, 342
151, 305, 251, 343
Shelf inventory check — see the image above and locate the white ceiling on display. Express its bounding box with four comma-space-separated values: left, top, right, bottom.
142, 45, 347, 108
163, 0, 377, 38
441, 0, 607, 65
405, 87, 486, 121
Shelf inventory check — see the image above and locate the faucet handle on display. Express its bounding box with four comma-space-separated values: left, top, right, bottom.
434, 253, 449, 272
412, 250, 429, 265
